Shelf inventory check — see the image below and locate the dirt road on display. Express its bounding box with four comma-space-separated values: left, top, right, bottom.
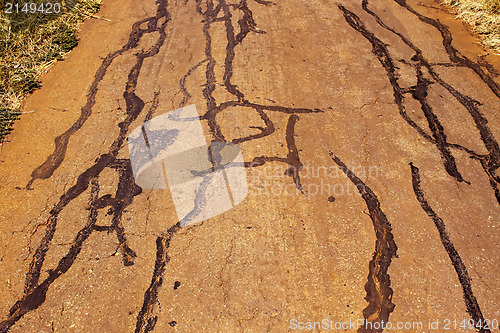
1, 0, 499, 332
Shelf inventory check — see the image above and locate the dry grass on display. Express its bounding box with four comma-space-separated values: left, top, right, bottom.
0, 0, 101, 142
442, 0, 500, 52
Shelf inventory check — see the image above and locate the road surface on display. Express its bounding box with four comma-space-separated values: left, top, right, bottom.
0, 0, 499, 332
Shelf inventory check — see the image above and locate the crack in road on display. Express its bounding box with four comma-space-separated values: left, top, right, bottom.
26, 1, 172, 189
136, 1, 326, 330
337, 2, 500, 331
341, 0, 500, 205
330, 153, 398, 333
410, 163, 490, 333
0, 0, 171, 331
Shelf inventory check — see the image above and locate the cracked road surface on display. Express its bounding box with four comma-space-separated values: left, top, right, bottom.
1, 0, 499, 332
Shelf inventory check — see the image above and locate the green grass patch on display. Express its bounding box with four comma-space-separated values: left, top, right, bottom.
0, 0, 102, 143
0, 106, 20, 138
